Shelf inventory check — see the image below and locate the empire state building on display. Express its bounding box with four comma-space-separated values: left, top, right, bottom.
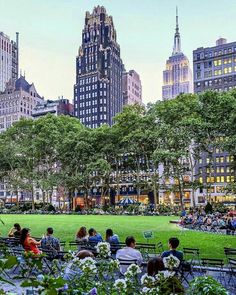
162, 8, 193, 100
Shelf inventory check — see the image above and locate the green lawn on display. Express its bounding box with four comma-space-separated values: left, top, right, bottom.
0, 214, 235, 259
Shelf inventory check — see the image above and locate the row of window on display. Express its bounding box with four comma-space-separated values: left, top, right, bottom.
78, 106, 107, 115
198, 155, 234, 164
79, 76, 98, 85
199, 175, 235, 183
194, 46, 236, 61
80, 113, 107, 123
199, 166, 234, 174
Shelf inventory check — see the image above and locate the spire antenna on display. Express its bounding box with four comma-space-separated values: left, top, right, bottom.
172, 6, 181, 55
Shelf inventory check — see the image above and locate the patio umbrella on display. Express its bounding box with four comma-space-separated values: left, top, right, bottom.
117, 197, 137, 206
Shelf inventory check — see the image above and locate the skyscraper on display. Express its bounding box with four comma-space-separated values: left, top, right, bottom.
193, 38, 236, 93
0, 32, 19, 93
122, 70, 142, 105
74, 6, 124, 128
193, 38, 236, 206
162, 9, 193, 100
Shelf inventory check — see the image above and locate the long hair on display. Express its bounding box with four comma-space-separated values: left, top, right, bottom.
106, 228, 113, 240
147, 257, 165, 276
20, 228, 30, 245
76, 226, 87, 239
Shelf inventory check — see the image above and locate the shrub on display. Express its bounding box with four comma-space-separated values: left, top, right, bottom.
187, 276, 228, 295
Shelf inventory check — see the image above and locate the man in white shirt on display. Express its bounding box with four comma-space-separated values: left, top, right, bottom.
116, 236, 143, 274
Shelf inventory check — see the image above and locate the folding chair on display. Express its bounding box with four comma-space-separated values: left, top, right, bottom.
201, 258, 225, 283
228, 258, 236, 286
156, 242, 164, 254
183, 247, 201, 276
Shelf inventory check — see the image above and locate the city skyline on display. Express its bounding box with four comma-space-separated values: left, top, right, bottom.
1, 0, 236, 104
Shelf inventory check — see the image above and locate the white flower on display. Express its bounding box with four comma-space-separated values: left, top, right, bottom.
161, 270, 175, 278
78, 257, 97, 275
141, 287, 150, 293
141, 274, 155, 285
141, 286, 160, 295
109, 259, 120, 269
163, 254, 180, 270
95, 242, 111, 258
126, 264, 141, 275
114, 279, 127, 291
37, 274, 44, 282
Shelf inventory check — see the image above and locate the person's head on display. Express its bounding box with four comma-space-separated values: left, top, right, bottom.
106, 228, 113, 239
88, 228, 95, 237
76, 250, 94, 259
77, 226, 87, 238
125, 236, 136, 248
14, 223, 21, 231
168, 237, 180, 250
147, 257, 165, 276
46, 227, 53, 235
20, 228, 30, 245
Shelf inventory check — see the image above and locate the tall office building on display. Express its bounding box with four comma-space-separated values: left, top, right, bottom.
122, 70, 142, 105
193, 38, 236, 93
74, 6, 124, 128
162, 9, 193, 100
0, 32, 19, 93
193, 38, 236, 206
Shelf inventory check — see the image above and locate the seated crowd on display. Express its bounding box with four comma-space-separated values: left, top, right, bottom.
6, 223, 184, 280
180, 210, 236, 234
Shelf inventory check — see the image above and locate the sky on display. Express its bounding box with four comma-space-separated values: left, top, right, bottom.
0, 0, 236, 104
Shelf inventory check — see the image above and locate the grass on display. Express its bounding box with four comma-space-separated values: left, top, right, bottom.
0, 214, 235, 259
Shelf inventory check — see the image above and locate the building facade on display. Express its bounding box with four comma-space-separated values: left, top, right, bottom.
74, 6, 124, 128
0, 75, 43, 203
0, 75, 43, 133
0, 32, 19, 93
122, 70, 142, 105
193, 38, 236, 93
193, 38, 236, 206
162, 9, 193, 100
32, 97, 74, 118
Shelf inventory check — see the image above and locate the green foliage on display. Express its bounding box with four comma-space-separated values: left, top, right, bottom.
0, 91, 236, 211
187, 276, 228, 295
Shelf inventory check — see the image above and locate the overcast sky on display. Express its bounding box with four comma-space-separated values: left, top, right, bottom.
1, 0, 236, 104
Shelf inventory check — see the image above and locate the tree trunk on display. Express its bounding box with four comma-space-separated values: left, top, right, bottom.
31, 186, 35, 210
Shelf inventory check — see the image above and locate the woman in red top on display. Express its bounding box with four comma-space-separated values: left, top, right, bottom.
20, 228, 41, 255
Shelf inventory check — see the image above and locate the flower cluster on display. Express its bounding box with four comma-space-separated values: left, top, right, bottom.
141, 286, 160, 294
124, 263, 141, 279
114, 278, 127, 292
76, 257, 97, 275
163, 254, 180, 270
95, 242, 111, 258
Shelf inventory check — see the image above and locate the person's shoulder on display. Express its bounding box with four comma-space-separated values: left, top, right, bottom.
161, 250, 170, 257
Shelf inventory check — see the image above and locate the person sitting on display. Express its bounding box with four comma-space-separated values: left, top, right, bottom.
41, 227, 61, 257
161, 237, 183, 261
147, 257, 165, 276
88, 228, 103, 243
20, 228, 41, 255
8, 223, 21, 238
116, 236, 143, 273
105, 228, 119, 244
76, 226, 88, 242
63, 250, 94, 281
